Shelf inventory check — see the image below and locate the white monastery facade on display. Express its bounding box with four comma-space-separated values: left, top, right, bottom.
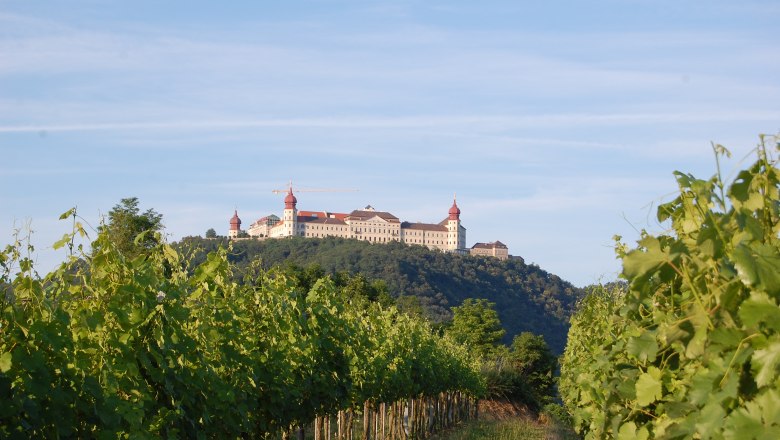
229, 188, 506, 257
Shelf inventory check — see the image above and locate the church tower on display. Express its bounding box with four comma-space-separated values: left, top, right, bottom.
283, 187, 298, 237
229, 210, 242, 238
446, 196, 465, 250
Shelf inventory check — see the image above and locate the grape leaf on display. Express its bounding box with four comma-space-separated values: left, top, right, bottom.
739, 292, 780, 331
0, 352, 11, 373
636, 366, 663, 407
627, 332, 658, 363
732, 244, 780, 295
751, 340, 780, 388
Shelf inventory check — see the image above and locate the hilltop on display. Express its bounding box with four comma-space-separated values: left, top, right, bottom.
177, 236, 584, 353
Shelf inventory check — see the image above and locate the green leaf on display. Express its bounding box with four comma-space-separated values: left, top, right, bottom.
739, 292, 780, 331
59, 208, 75, 220
731, 244, 780, 296
710, 328, 745, 348
695, 402, 726, 438
686, 326, 708, 359
636, 366, 663, 407
724, 400, 766, 440
756, 389, 780, 428
732, 245, 758, 286
163, 244, 178, 263
626, 332, 658, 363
622, 237, 669, 280
729, 169, 765, 211
751, 340, 780, 388
713, 143, 732, 158
53, 233, 71, 250
0, 352, 11, 372
617, 421, 637, 440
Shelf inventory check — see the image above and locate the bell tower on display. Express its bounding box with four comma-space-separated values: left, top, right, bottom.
229, 210, 242, 238
283, 186, 298, 237
446, 195, 464, 250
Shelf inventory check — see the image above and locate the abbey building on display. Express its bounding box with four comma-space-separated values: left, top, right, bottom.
229, 188, 466, 252
228, 188, 508, 258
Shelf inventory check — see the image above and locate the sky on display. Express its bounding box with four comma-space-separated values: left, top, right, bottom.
1, 1, 778, 287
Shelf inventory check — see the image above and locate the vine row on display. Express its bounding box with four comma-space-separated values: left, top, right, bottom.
0, 219, 484, 438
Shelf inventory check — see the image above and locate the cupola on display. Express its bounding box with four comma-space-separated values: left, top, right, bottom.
230, 210, 241, 230
448, 197, 461, 220
284, 188, 297, 209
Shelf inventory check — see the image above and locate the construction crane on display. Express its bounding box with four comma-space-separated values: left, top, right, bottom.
271, 182, 358, 195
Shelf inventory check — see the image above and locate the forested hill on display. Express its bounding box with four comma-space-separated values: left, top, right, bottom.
176, 236, 584, 353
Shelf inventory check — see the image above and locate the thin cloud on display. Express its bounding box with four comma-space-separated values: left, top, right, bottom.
2, 111, 778, 134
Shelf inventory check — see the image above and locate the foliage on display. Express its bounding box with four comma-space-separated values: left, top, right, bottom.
560, 136, 780, 438
479, 333, 557, 410
177, 236, 583, 353
447, 299, 505, 358
283, 264, 394, 309
509, 333, 557, 407
559, 283, 627, 430
205, 228, 217, 238
94, 197, 163, 259
445, 298, 557, 410
540, 403, 574, 429
0, 212, 484, 438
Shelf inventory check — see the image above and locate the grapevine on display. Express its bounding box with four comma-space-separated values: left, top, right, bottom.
0, 211, 484, 438
560, 135, 780, 439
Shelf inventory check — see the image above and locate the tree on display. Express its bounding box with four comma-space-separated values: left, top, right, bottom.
447, 298, 505, 358
205, 228, 217, 238
95, 197, 163, 259
396, 295, 426, 319
510, 332, 557, 406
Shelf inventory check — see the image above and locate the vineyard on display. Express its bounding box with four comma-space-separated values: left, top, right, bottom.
0, 215, 484, 438
2, 136, 777, 439
560, 137, 780, 438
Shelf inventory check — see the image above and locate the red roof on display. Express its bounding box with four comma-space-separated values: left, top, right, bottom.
284, 189, 297, 209
298, 210, 349, 221
448, 198, 461, 220
229, 210, 241, 230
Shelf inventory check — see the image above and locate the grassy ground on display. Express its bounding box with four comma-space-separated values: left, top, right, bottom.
431, 418, 577, 440
431, 399, 579, 440
432, 419, 546, 440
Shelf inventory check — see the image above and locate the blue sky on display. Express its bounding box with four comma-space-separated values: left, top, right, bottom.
1, 1, 778, 287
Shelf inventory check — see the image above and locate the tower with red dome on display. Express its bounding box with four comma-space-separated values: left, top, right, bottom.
229, 210, 242, 238
282, 186, 298, 237
446, 195, 466, 250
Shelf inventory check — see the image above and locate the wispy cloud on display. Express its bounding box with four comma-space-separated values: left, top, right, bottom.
2, 111, 778, 134
2, 2, 777, 287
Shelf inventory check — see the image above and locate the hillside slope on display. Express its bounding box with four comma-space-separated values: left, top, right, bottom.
177, 236, 583, 353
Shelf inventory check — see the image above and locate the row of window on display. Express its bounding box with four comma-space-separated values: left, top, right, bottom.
302, 232, 404, 243
297, 231, 457, 248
